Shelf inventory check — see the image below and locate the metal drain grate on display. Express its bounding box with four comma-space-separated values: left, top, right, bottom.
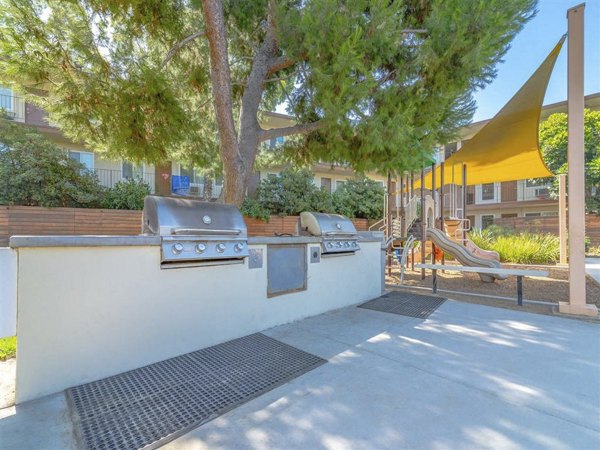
358, 291, 446, 319
68, 333, 325, 450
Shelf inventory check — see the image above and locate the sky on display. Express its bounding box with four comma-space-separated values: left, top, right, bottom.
471, 0, 600, 122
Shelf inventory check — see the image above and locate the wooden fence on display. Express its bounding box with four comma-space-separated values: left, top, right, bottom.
0, 205, 370, 246
493, 214, 600, 246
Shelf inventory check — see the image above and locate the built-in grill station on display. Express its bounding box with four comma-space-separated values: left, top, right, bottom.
142, 196, 249, 268
298, 212, 360, 255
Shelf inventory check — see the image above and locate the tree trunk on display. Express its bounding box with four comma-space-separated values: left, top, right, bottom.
201, 0, 245, 205
201, 0, 322, 206
203, 175, 213, 201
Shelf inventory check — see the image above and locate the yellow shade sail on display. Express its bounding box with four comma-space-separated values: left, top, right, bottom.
419, 35, 565, 189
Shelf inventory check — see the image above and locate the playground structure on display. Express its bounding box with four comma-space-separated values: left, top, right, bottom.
371, 10, 597, 317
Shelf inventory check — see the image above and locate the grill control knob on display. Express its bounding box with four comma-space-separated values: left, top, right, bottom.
344, 241, 350, 248
216, 243, 227, 253
195, 243, 206, 253
327, 242, 333, 248
352, 241, 358, 247
234, 243, 245, 253
172, 243, 184, 255
336, 242, 342, 248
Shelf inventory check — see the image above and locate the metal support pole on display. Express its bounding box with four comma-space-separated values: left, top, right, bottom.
558, 174, 568, 265
432, 269, 438, 294
440, 161, 445, 267
517, 276, 523, 307
411, 172, 415, 271
420, 168, 426, 279
387, 172, 393, 277
431, 163, 436, 264
461, 163, 467, 244
560, 4, 597, 316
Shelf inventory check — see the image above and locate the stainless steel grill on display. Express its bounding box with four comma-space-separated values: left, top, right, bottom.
298, 211, 360, 255
142, 195, 249, 267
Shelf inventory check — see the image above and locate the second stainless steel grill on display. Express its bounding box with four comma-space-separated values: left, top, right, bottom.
298, 212, 360, 255
142, 195, 249, 267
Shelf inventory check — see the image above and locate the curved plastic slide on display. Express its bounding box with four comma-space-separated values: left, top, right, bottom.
465, 239, 500, 262
426, 227, 508, 283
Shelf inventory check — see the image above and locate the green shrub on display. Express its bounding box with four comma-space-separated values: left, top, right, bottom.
0, 336, 16, 361
0, 115, 105, 207
102, 178, 151, 210
333, 178, 385, 220
468, 230, 560, 264
240, 197, 271, 221
587, 245, 600, 257
255, 169, 336, 216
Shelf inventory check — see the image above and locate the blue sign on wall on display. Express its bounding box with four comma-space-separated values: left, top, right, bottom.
171, 175, 190, 195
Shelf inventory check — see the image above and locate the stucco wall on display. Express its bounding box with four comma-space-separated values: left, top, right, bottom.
0, 248, 17, 338
15, 241, 381, 403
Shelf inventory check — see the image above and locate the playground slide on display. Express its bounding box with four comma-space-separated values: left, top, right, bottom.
426, 227, 508, 283
465, 239, 500, 262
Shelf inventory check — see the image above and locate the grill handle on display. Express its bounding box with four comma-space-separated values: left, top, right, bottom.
171, 227, 242, 236
324, 231, 357, 236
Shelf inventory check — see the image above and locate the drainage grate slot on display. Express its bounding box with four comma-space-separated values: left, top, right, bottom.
358, 291, 446, 319
68, 333, 325, 450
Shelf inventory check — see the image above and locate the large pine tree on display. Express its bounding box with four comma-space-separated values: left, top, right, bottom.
0, 0, 536, 205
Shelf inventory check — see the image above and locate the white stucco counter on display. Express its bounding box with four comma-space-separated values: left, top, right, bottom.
10, 233, 383, 403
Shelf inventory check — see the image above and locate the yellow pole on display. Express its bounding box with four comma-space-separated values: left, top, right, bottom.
559, 4, 597, 317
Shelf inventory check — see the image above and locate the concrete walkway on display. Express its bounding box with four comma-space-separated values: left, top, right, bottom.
1, 300, 599, 449
586, 257, 600, 284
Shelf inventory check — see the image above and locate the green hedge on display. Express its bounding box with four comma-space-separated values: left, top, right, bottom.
242, 169, 385, 221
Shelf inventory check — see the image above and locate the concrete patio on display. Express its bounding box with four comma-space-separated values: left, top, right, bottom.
1, 298, 598, 449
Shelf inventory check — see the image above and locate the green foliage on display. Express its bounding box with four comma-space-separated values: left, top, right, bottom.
0, 336, 16, 361
255, 169, 335, 216
251, 169, 383, 219
539, 109, 600, 213
587, 245, 600, 257
0, 116, 105, 207
240, 197, 271, 222
0, 0, 536, 190
468, 228, 559, 264
102, 178, 151, 210
278, 0, 536, 173
333, 178, 385, 220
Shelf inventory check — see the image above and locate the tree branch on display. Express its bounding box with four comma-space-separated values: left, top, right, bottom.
267, 55, 297, 75
161, 30, 206, 68
259, 120, 324, 141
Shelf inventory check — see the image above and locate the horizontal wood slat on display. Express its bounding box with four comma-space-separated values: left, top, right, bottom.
0, 205, 372, 245
493, 214, 600, 246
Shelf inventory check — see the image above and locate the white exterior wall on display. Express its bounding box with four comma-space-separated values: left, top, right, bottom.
0, 248, 17, 338
15, 241, 381, 403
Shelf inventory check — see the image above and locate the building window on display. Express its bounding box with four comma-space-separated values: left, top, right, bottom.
525, 212, 541, 217
335, 180, 346, 191
481, 183, 495, 201
481, 215, 494, 229
466, 215, 475, 231
320, 177, 332, 193
68, 151, 94, 170
269, 136, 285, 148
122, 162, 143, 179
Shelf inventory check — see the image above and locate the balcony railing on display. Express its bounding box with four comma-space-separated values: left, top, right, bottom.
93, 168, 155, 193
0, 93, 25, 122
465, 182, 552, 205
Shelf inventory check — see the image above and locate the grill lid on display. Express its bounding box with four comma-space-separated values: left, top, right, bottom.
142, 195, 247, 237
299, 212, 357, 237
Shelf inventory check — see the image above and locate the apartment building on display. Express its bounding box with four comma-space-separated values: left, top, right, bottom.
2, 84, 597, 216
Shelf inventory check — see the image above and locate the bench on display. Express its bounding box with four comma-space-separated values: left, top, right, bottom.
415, 263, 549, 306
